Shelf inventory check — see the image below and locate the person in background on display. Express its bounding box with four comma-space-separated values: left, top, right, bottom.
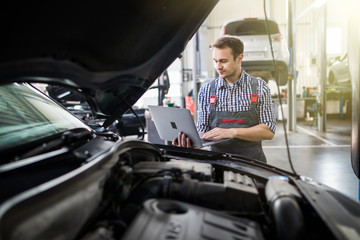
173, 36, 276, 162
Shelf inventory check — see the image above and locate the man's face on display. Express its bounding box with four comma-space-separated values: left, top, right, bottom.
213, 46, 243, 83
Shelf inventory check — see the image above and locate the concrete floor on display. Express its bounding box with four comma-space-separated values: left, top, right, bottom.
263, 118, 359, 201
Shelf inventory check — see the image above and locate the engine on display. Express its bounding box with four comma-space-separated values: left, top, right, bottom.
77, 141, 327, 240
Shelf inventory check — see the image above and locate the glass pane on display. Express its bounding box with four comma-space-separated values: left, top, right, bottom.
0, 83, 90, 152
225, 20, 279, 36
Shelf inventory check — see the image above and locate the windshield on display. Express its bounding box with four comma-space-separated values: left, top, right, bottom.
0, 83, 91, 152
225, 19, 279, 36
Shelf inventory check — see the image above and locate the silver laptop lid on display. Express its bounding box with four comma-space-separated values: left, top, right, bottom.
148, 105, 203, 147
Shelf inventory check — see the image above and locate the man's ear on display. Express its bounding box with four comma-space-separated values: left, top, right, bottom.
236, 53, 243, 63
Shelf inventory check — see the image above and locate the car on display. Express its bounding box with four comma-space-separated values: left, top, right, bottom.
0, 1, 360, 240
220, 18, 290, 85
328, 53, 351, 86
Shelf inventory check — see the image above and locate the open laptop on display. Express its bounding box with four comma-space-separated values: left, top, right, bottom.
148, 105, 224, 147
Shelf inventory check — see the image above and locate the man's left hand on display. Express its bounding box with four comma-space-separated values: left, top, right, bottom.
202, 127, 234, 140
203, 124, 274, 142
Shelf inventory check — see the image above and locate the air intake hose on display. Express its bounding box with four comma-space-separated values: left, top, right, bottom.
265, 177, 305, 240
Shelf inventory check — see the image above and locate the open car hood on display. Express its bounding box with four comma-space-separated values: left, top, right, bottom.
0, 0, 217, 128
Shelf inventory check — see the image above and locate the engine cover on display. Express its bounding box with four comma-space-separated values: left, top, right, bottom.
122, 198, 264, 240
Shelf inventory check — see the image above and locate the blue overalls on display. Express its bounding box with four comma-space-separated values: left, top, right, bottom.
208, 77, 267, 162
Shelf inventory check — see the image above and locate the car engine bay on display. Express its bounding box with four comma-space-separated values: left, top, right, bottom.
0, 135, 349, 240
75, 140, 333, 240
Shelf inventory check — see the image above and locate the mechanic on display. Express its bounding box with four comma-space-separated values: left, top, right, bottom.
172, 36, 276, 162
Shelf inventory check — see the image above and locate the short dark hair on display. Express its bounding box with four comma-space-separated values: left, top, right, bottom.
212, 36, 244, 60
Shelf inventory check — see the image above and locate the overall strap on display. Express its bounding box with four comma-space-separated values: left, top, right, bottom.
250, 76, 259, 109
209, 79, 217, 112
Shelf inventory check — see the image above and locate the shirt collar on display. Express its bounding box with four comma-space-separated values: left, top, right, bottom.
216, 71, 248, 90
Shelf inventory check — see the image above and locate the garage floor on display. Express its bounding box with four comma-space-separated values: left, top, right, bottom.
263, 118, 358, 201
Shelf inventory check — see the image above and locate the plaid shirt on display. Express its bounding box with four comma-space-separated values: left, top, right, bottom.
196, 71, 276, 133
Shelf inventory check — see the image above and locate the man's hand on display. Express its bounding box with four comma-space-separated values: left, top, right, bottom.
202, 128, 234, 140
203, 124, 274, 142
172, 132, 193, 148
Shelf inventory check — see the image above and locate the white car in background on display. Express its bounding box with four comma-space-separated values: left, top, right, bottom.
221, 18, 290, 85
328, 53, 351, 86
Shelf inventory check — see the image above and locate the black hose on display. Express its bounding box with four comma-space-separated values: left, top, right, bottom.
263, 0, 298, 176
265, 177, 305, 240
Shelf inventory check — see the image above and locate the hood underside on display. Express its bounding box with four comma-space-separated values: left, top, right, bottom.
0, 0, 217, 128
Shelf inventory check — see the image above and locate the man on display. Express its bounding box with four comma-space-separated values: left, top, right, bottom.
173, 36, 276, 162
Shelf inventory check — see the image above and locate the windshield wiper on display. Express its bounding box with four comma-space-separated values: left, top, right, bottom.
13, 128, 94, 161
61, 128, 94, 146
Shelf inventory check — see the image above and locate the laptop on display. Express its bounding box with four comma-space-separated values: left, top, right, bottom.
148, 105, 224, 147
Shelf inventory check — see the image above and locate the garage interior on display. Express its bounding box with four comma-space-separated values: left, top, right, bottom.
3, 1, 360, 239
131, 0, 358, 201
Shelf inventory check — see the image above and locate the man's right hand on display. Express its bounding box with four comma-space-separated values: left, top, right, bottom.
172, 132, 193, 148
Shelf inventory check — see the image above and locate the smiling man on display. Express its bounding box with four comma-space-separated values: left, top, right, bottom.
173, 36, 276, 162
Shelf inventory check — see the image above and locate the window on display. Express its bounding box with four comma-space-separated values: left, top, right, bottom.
326, 27, 342, 54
